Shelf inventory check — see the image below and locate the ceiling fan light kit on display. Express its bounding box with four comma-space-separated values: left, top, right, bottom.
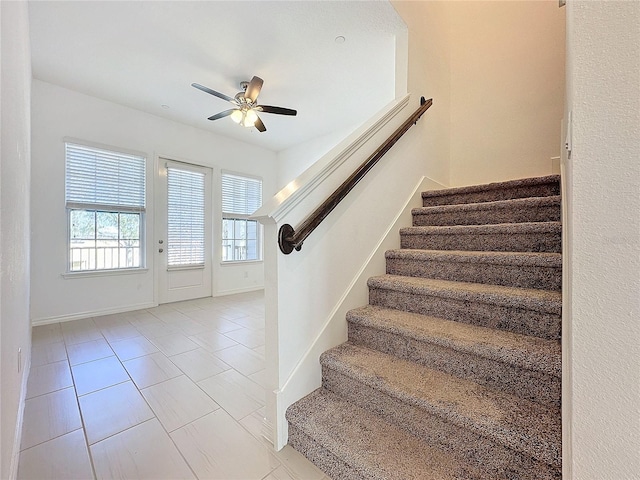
192, 76, 297, 133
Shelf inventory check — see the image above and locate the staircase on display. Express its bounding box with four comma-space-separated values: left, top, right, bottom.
286, 175, 562, 480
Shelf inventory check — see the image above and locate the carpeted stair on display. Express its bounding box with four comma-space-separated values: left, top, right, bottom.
286, 175, 562, 479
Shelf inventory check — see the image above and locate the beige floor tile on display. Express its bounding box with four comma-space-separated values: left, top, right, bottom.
21, 387, 81, 450
229, 314, 265, 330
135, 321, 181, 339
26, 361, 73, 399
79, 381, 154, 444
194, 315, 244, 334
171, 409, 279, 480
61, 318, 103, 346
91, 418, 195, 480
127, 311, 160, 326
224, 327, 265, 349
198, 369, 265, 420
150, 333, 199, 356
214, 343, 265, 376
263, 465, 297, 480
101, 323, 141, 342
66, 338, 114, 366
18, 429, 93, 480
31, 323, 64, 347
71, 356, 130, 396
238, 409, 267, 442
169, 348, 231, 382
141, 375, 218, 432
177, 318, 212, 336
248, 369, 268, 389
123, 351, 182, 389
150, 309, 191, 324
109, 336, 158, 361
271, 445, 326, 480
30, 341, 67, 367
189, 330, 238, 352
254, 344, 266, 355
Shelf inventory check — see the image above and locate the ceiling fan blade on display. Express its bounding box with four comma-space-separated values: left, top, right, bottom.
258, 105, 297, 116
207, 109, 236, 121
254, 115, 266, 132
192, 83, 234, 103
244, 76, 264, 103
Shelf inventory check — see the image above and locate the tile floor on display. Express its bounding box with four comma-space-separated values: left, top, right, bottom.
19, 291, 328, 480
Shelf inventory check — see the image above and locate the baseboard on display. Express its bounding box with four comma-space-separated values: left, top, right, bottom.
31, 301, 157, 326
8, 356, 31, 479
214, 286, 264, 297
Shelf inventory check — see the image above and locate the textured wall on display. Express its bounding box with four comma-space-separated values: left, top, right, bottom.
0, 1, 32, 477
448, 1, 566, 187
565, 1, 640, 478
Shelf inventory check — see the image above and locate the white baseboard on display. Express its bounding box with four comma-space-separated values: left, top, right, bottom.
31, 301, 157, 326
214, 286, 264, 297
8, 356, 31, 479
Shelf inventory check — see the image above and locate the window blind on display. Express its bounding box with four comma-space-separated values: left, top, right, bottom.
65, 142, 146, 212
221, 173, 262, 215
167, 167, 205, 267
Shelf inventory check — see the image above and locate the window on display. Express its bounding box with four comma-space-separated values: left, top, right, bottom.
221, 173, 262, 262
167, 166, 205, 268
65, 142, 146, 272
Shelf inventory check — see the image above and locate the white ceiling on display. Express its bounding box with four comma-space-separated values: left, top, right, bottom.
28, 1, 406, 152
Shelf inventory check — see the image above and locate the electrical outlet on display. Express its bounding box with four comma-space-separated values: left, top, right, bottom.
18, 348, 22, 373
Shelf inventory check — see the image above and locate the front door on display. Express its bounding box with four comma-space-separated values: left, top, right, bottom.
156, 158, 212, 304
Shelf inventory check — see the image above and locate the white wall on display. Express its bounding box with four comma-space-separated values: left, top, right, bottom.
447, 1, 566, 187
276, 126, 358, 191
0, 1, 32, 477
564, 1, 640, 478
30, 80, 277, 324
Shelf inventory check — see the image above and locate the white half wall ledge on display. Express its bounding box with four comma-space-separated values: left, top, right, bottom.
252, 94, 411, 225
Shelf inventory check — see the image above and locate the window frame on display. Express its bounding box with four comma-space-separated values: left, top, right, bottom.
220, 171, 263, 264
64, 139, 147, 275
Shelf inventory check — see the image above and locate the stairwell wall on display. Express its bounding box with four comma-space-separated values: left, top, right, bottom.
564, 2, 640, 478
447, 1, 566, 187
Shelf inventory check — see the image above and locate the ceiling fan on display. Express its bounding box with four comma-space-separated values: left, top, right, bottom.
192, 76, 297, 132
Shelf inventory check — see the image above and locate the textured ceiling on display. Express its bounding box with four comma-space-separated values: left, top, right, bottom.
28, 1, 406, 152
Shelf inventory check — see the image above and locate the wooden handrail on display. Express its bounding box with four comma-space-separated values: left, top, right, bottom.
278, 96, 433, 254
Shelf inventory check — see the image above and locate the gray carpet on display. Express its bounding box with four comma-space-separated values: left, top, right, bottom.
286, 175, 562, 479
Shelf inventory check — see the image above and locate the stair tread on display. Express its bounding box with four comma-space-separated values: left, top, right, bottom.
368, 274, 561, 314
287, 388, 481, 480
347, 305, 561, 377
386, 248, 562, 267
401, 221, 562, 236
422, 175, 560, 199
321, 343, 561, 466
412, 195, 561, 215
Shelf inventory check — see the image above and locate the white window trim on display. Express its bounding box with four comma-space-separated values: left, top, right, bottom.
221, 170, 263, 263
64, 139, 148, 274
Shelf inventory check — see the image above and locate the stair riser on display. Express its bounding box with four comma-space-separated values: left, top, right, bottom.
386, 257, 562, 290
348, 322, 560, 407
413, 204, 560, 226
287, 426, 362, 480
423, 183, 560, 207
400, 230, 561, 253
322, 368, 561, 479
369, 287, 560, 340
